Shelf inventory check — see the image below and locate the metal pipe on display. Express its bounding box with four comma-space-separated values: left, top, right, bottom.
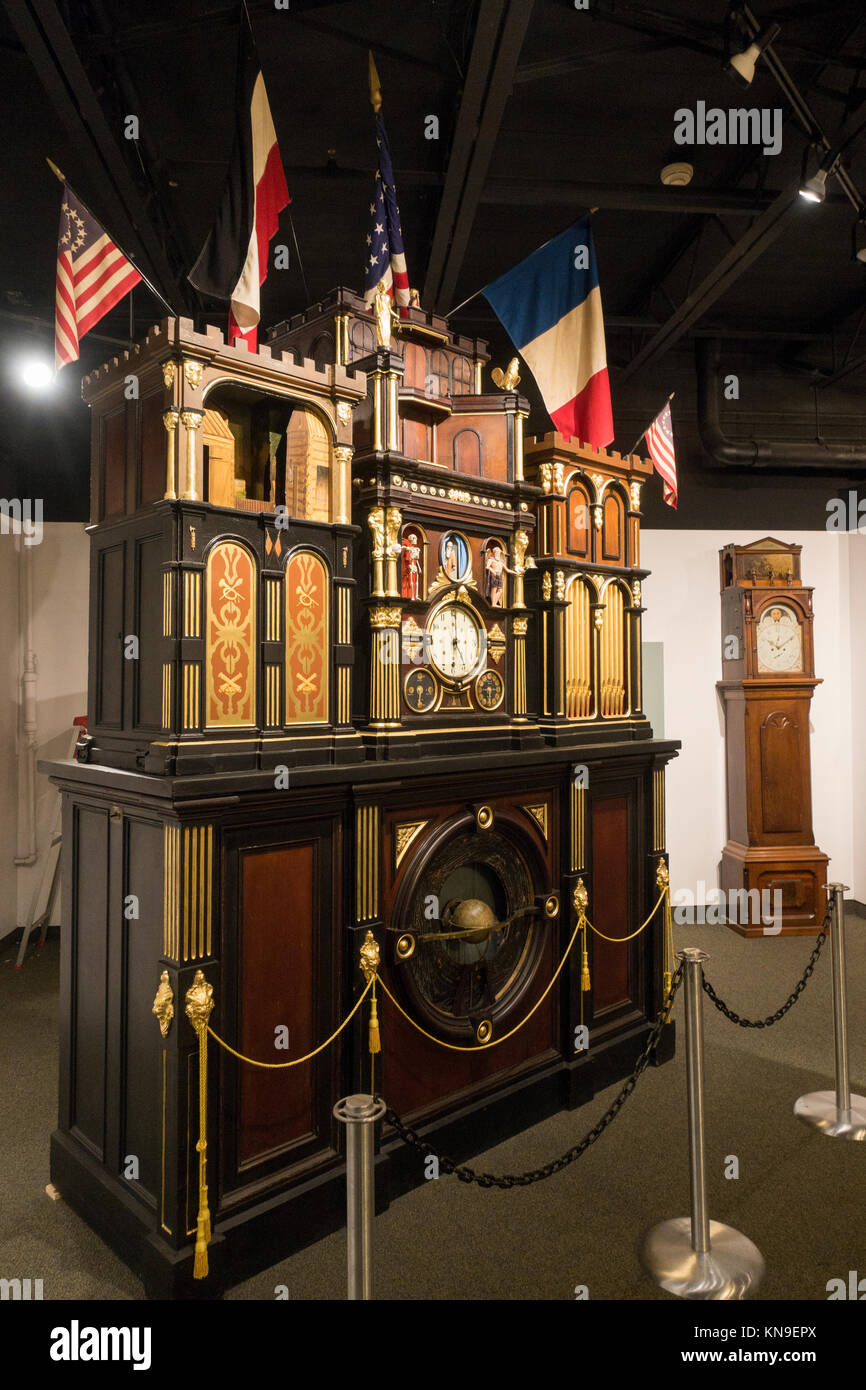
829, 885, 851, 1113
696, 338, 866, 471
682, 947, 710, 1255
334, 1094, 386, 1300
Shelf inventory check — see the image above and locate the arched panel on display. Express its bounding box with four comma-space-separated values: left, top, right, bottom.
285, 407, 331, 522
602, 489, 625, 562
565, 577, 594, 719
451, 356, 472, 396
285, 550, 329, 725
429, 349, 449, 398
311, 332, 335, 370
403, 343, 427, 390
349, 318, 376, 360
205, 541, 257, 728
599, 581, 628, 717
567, 483, 590, 558
453, 427, 481, 476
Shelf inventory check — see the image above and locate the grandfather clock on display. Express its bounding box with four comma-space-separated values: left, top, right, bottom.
718, 538, 828, 935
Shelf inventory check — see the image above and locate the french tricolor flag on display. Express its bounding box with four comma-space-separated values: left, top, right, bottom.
188, 19, 289, 350
484, 216, 614, 448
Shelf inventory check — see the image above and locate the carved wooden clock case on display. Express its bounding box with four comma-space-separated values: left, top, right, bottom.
718, 538, 828, 935
42, 291, 678, 1298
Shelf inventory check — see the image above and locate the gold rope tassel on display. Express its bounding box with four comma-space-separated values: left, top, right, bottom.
573, 879, 591, 993
185, 970, 214, 1280
360, 929, 381, 1055
656, 859, 674, 1020
368, 981, 381, 1055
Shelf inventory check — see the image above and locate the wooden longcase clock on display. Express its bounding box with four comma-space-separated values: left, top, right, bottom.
718, 538, 828, 935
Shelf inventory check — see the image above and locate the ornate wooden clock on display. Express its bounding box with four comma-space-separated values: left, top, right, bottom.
718, 538, 828, 935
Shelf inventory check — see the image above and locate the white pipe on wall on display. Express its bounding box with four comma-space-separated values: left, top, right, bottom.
15, 536, 37, 869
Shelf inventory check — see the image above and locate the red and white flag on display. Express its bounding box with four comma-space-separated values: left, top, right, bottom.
645, 399, 678, 509
188, 22, 289, 350
54, 186, 142, 370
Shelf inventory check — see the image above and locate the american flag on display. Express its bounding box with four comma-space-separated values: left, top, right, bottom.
55, 185, 142, 370
363, 93, 409, 312
645, 399, 678, 509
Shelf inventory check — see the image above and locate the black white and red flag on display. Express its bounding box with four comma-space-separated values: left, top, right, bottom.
188, 16, 289, 350
54, 186, 142, 370
645, 399, 678, 509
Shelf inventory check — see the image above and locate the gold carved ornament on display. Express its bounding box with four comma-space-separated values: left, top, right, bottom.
656, 857, 675, 1013
572, 879, 591, 992
360, 930, 381, 1071
183, 359, 204, 390
152, 971, 174, 1037
491, 357, 521, 390
185, 970, 214, 1279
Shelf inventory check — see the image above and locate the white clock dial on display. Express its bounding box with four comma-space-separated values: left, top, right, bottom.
428, 605, 481, 680
756, 604, 802, 673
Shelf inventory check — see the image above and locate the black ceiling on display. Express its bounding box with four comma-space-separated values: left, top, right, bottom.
4, 0, 866, 522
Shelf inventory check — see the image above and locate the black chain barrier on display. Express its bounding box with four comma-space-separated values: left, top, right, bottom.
701, 908, 831, 1029
383, 963, 684, 1190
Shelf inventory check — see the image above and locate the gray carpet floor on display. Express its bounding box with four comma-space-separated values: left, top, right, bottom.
2, 913, 864, 1301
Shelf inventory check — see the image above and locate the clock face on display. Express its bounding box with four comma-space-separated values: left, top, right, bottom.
427, 604, 482, 681
756, 604, 802, 673
475, 669, 505, 711
404, 668, 437, 713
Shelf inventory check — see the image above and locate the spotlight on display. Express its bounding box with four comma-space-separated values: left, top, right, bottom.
727, 22, 780, 87
18, 355, 54, 391
853, 218, 866, 264
799, 156, 833, 204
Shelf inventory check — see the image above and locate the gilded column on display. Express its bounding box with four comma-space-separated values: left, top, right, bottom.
180, 410, 203, 502
369, 605, 402, 725
333, 445, 353, 525
163, 409, 179, 500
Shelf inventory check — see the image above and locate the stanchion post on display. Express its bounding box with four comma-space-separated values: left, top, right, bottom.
641, 947, 765, 1299
794, 884, 866, 1140
334, 1093, 386, 1300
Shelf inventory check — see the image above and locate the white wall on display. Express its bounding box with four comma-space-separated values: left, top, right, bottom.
0, 523, 89, 940
641, 530, 863, 904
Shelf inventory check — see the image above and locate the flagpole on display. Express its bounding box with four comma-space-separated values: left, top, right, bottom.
628, 391, 675, 457
46, 158, 178, 318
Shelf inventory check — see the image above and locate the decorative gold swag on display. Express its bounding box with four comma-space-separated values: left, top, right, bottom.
158, 859, 674, 1278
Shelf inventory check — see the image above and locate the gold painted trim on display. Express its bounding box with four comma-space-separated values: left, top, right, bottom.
182, 662, 200, 730
162, 663, 172, 730
388, 372, 399, 450
570, 779, 586, 872
160, 1049, 171, 1234
355, 805, 381, 922
653, 767, 666, 852
394, 820, 428, 870
162, 571, 174, 638
522, 803, 549, 841
183, 570, 202, 638
373, 373, 384, 452
264, 577, 281, 642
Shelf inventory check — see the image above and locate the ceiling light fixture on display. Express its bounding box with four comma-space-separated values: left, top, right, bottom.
17, 355, 54, 392
727, 21, 780, 88
660, 162, 694, 187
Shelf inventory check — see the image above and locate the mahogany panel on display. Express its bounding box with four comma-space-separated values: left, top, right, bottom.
567, 484, 590, 557
760, 710, 803, 834
239, 844, 315, 1165
590, 795, 630, 1012
139, 392, 166, 506
602, 493, 623, 562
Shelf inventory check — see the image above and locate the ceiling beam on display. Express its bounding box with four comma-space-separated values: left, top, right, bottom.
3, 0, 189, 309
617, 185, 800, 382
423, 0, 534, 313
478, 180, 778, 215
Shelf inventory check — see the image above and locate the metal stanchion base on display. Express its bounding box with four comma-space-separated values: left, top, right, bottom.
794, 1090, 866, 1140
642, 1218, 765, 1300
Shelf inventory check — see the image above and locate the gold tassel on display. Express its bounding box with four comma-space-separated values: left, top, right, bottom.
580, 923, 591, 992
368, 981, 381, 1055
185, 970, 214, 1281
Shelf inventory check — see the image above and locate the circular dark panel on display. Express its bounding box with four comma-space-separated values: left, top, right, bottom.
397, 826, 544, 1040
